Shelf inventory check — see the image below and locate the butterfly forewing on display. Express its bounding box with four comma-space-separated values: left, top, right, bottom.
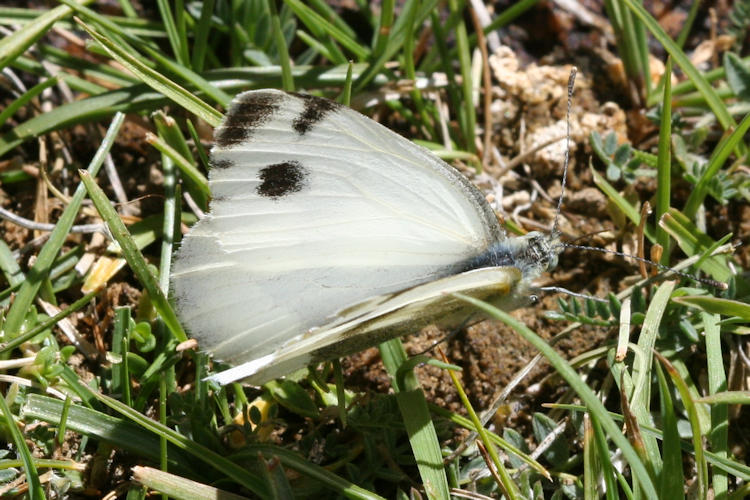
171, 90, 506, 369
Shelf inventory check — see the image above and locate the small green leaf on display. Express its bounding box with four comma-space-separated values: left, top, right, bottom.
614, 143, 631, 165
604, 131, 618, 155
672, 296, 750, 321
531, 413, 569, 467
266, 380, 319, 418
724, 52, 750, 100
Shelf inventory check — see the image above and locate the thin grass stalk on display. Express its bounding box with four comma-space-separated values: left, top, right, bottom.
655, 57, 673, 263
371, 0, 394, 57
654, 351, 709, 499
703, 312, 729, 500
0, 387, 44, 498
269, 0, 294, 91
379, 339, 451, 500
444, 354, 520, 499
191, 0, 214, 72
79, 170, 187, 343
447, 0, 476, 151
655, 362, 685, 498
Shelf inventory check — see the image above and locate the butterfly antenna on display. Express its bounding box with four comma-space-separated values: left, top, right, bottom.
539, 286, 609, 303
552, 67, 577, 237
562, 242, 727, 289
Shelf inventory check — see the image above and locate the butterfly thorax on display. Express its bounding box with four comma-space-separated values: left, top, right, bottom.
459, 231, 561, 280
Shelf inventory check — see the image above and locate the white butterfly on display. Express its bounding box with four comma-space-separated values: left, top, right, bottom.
170, 89, 561, 385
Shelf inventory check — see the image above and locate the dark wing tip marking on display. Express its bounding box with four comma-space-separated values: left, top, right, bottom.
291, 93, 340, 135
257, 161, 309, 199
214, 92, 284, 148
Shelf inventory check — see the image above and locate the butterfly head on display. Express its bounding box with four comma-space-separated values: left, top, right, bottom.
517, 230, 562, 276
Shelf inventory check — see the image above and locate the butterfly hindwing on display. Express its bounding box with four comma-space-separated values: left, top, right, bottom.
207, 266, 525, 385
170, 90, 506, 370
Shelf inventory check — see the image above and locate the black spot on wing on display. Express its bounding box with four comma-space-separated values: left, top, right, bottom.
214, 92, 283, 148
257, 161, 309, 199
211, 158, 233, 170
291, 93, 340, 135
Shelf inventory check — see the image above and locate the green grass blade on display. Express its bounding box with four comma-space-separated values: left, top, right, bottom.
672, 296, 750, 320
157, 160, 177, 294
659, 209, 731, 282
583, 414, 596, 500
131, 466, 249, 500
448, 0, 476, 153
236, 445, 387, 500
379, 339, 451, 500
589, 412, 619, 499
156, 0, 189, 65
0, 0, 93, 69
354, 0, 439, 91
58, 0, 232, 108
21, 394, 215, 475
674, 0, 700, 48
632, 281, 675, 475
190, 0, 215, 71
0, 388, 45, 498
428, 11, 461, 128
306, 0, 359, 40
655, 363, 685, 499
371, 0, 394, 56
0, 290, 98, 356
445, 364, 520, 499
654, 351, 709, 499
145, 132, 209, 198
695, 391, 750, 405
110, 307, 130, 404
603, 0, 643, 104
65, 386, 268, 495
116, 0, 137, 18
0, 75, 60, 127
554, 401, 750, 480
0, 239, 24, 287
655, 57, 672, 260
591, 166, 656, 240
428, 404, 550, 478
269, 0, 294, 91
395, 389, 452, 500
671, 58, 750, 96
78, 170, 187, 343
480, 0, 540, 34
703, 312, 729, 500
152, 110, 209, 209
39, 44, 137, 86
284, 0, 369, 61
75, 18, 222, 126
0, 84, 164, 157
